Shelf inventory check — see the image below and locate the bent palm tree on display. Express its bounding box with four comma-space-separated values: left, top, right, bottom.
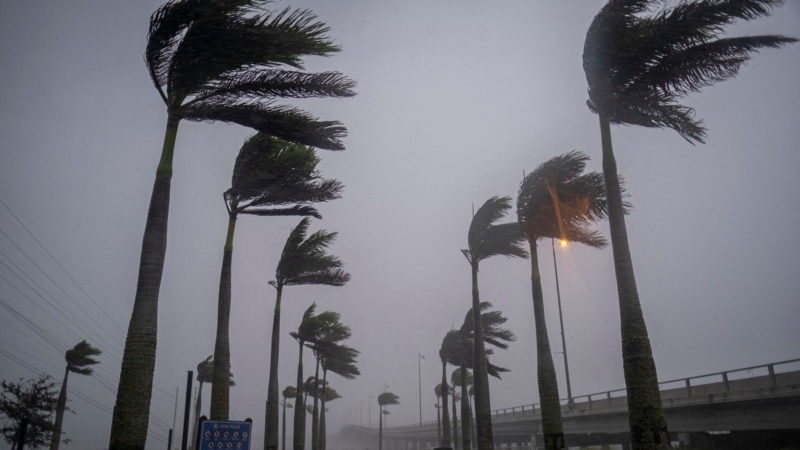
50, 340, 101, 450
583, 2, 796, 448
115, 2, 355, 447
269, 219, 349, 450
213, 134, 342, 420
377, 392, 399, 450
517, 151, 608, 450
462, 196, 527, 450
281, 386, 296, 450
317, 343, 359, 450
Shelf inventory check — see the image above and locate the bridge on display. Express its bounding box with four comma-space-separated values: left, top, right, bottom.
335, 359, 800, 450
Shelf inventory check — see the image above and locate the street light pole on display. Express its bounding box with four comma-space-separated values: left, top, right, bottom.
552, 238, 573, 405
418, 353, 425, 425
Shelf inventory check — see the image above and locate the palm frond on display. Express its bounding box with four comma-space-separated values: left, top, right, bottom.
467, 196, 513, 249
584, 0, 796, 143
181, 102, 348, 150
378, 392, 400, 406
195, 70, 356, 103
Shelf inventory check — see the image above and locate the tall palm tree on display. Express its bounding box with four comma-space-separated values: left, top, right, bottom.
268, 218, 349, 450
377, 392, 399, 450
213, 134, 342, 420
115, 2, 355, 447
291, 304, 343, 450
190, 356, 235, 450
582, 2, 795, 448
281, 386, 296, 450
50, 340, 101, 450
517, 151, 608, 450
461, 196, 527, 450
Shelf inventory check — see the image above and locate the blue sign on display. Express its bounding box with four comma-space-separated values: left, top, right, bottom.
198, 420, 252, 450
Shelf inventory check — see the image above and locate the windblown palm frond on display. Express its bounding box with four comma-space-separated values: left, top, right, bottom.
464, 197, 528, 263
275, 218, 350, 288
65, 340, 101, 376
583, 0, 797, 143
518, 150, 609, 248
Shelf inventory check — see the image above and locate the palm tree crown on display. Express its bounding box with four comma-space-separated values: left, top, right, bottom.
583, 0, 797, 143
147, 1, 356, 147
226, 134, 343, 219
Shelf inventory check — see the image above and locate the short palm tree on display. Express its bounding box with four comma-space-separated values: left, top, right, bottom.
583, 2, 795, 448
377, 392, 399, 450
281, 386, 296, 450
517, 151, 608, 450
316, 384, 342, 450
190, 356, 235, 450
461, 196, 527, 450
307, 322, 351, 450
50, 340, 101, 450
268, 219, 349, 450
317, 344, 359, 450
114, 2, 355, 447
434, 385, 443, 444
212, 134, 342, 420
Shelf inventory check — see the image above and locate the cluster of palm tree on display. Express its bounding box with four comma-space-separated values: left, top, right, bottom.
110, 0, 796, 449
110, 0, 357, 449
444, 2, 796, 450
436, 303, 515, 450
290, 303, 359, 450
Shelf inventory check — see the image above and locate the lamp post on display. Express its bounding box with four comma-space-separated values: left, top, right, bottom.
552, 238, 573, 405
418, 353, 425, 425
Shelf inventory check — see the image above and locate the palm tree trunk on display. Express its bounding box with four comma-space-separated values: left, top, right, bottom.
459, 366, 470, 450
320, 368, 328, 450
528, 240, 565, 450
470, 261, 494, 450
599, 115, 669, 450
293, 341, 306, 450
311, 357, 321, 450
440, 360, 451, 448
212, 213, 237, 420
266, 286, 284, 450
378, 403, 383, 450
281, 398, 287, 450
451, 387, 459, 450
190, 381, 204, 450
110, 114, 179, 450
436, 400, 441, 444
50, 367, 69, 450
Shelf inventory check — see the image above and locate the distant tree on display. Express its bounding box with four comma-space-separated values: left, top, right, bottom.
462, 196, 527, 450
377, 392, 399, 450
113, 1, 355, 446
1, 375, 57, 449
281, 386, 296, 450
213, 134, 342, 421
317, 344, 359, 450
517, 151, 607, 450
583, 2, 795, 448
50, 340, 101, 450
434, 385, 442, 444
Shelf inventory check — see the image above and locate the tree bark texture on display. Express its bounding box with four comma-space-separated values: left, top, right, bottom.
110, 116, 179, 450
599, 116, 670, 450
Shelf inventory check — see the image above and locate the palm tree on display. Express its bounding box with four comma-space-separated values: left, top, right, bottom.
461, 196, 527, 450
114, 2, 355, 446
318, 344, 359, 450
213, 134, 342, 420
582, 2, 796, 448
281, 386, 296, 450
449, 369, 461, 450
517, 151, 608, 450
268, 218, 349, 450
377, 392, 399, 450
307, 323, 351, 450
291, 304, 343, 450
50, 340, 101, 450
434, 385, 443, 444
190, 356, 235, 450
438, 332, 458, 448
315, 384, 342, 450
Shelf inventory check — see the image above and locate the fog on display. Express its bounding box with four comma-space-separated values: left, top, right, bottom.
1, 1, 799, 449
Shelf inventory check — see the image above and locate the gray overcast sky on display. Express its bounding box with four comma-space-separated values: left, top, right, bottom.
1, 1, 799, 449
